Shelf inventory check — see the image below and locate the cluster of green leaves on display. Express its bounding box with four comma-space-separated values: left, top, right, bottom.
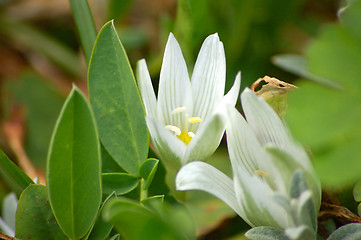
0, 20, 194, 240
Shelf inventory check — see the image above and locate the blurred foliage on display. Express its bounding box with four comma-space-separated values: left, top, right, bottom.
282, 0, 361, 188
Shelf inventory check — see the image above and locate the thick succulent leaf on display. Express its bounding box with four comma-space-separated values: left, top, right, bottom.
327, 223, 361, 240
88, 20, 148, 175
245, 226, 289, 240
353, 181, 361, 202
285, 225, 315, 240
297, 190, 317, 233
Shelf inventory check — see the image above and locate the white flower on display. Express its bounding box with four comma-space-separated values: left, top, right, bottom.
176, 88, 321, 239
137, 33, 240, 169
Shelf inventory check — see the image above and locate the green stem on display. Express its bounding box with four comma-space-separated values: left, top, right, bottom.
140, 179, 148, 201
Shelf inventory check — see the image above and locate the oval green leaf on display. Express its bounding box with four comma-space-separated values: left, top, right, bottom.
102, 173, 139, 195
88, 20, 148, 175
47, 86, 101, 239
15, 185, 67, 240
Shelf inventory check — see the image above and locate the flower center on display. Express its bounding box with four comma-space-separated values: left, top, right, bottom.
165, 107, 202, 145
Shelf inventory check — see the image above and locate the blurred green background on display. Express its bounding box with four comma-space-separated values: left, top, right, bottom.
2, 0, 360, 238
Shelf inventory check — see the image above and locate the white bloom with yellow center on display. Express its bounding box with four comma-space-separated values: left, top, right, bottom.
137, 33, 240, 169
176, 88, 321, 239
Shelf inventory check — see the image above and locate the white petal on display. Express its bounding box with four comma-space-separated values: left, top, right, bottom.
0, 218, 14, 237
146, 117, 186, 170
233, 172, 288, 228
191, 33, 226, 120
137, 59, 157, 119
241, 88, 291, 147
219, 72, 241, 109
183, 112, 225, 164
176, 161, 243, 216
157, 33, 193, 129
225, 106, 266, 176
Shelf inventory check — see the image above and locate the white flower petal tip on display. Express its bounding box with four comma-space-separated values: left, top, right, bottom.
175, 161, 243, 216
137, 33, 238, 167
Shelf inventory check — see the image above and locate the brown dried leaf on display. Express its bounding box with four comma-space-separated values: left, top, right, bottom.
251, 76, 296, 117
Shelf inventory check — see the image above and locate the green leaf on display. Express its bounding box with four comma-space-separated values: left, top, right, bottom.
141, 195, 164, 209
286, 10, 361, 187
88, 20, 148, 175
109, 234, 121, 240
139, 158, 159, 190
0, 149, 33, 196
86, 192, 115, 240
245, 226, 289, 240
272, 54, 340, 89
47, 86, 101, 239
15, 185, 67, 240
328, 223, 361, 240
102, 173, 139, 195
353, 181, 361, 202
69, 0, 97, 63
103, 198, 186, 240
100, 142, 125, 173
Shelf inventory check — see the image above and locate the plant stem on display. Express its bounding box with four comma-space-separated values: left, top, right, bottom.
140, 179, 148, 201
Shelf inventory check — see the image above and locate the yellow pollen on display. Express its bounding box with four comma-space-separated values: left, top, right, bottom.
177, 131, 193, 145
188, 117, 202, 123
254, 170, 270, 177
168, 107, 202, 145
165, 125, 181, 135
172, 107, 186, 114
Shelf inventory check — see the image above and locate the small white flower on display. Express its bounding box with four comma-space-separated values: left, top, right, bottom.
176, 88, 321, 239
137, 33, 240, 169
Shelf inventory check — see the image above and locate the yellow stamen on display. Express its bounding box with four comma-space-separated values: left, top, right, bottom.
165, 125, 181, 136
177, 131, 193, 145
254, 170, 270, 177
188, 117, 202, 123
167, 107, 202, 145
172, 107, 186, 114
188, 132, 195, 138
